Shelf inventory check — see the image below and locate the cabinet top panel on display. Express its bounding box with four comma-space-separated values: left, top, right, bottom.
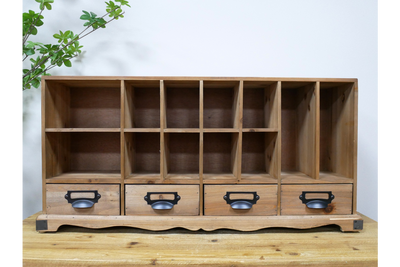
42, 76, 358, 83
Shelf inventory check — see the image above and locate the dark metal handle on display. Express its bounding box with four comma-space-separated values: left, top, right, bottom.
144, 192, 181, 210
299, 191, 335, 209
65, 190, 101, 209
223, 191, 260, 210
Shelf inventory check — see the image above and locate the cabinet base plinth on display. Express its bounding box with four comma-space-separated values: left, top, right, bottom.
36, 213, 363, 233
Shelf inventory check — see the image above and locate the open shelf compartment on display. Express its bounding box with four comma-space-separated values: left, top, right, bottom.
243, 81, 279, 130
124, 132, 161, 182
203, 81, 240, 129
124, 80, 160, 129
203, 132, 239, 182
281, 81, 317, 183
319, 82, 356, 182
163, 133, 200, 181
164, 80, 200, 129
45, 132, 121, 182
44, 79, 121, 129
241, 132, 278, 183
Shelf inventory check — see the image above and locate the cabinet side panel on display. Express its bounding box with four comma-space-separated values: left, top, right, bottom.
331, 83, 355, 178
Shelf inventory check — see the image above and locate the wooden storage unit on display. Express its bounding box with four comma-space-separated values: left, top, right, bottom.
37, 77, 362, 232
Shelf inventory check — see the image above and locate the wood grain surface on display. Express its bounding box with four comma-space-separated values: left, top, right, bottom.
24, 212, 377, 266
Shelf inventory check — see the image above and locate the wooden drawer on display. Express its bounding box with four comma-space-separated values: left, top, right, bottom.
125, 185, 199, 215
46, 184, 120, 215
281, 184, 353, 215
204, 185, 278, 216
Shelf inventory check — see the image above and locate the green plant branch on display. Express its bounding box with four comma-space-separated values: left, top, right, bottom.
23, 10, 124, 80
23, 8, 44, 45
23, 0, 130, 90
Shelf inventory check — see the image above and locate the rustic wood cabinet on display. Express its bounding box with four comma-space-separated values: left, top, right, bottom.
36, 76, 363, 232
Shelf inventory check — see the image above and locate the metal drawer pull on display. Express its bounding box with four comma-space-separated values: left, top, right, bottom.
299, 191, 335, 209
223, 191, 260, 210
65, 190, 101, 209
144, 192, 181, 210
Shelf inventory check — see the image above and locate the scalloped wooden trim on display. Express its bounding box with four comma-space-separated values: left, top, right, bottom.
36, 213, 363, 233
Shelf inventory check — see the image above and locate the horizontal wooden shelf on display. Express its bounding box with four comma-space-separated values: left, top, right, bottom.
242, 128, 279, 132
203, 128, 239, 132
281, 171, 354, 184
164, 128, 201, 133
165, 173, 200, 180
46, 172, 121, 184
45, 128, 121, 132
240, 173, 278, 183
124, 128, 160, 132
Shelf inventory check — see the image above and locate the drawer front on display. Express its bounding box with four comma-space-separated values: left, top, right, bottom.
281, 184, 353, 215
125, 185, 199, 215
204, 185, 278, 216
46, 184, 120, 215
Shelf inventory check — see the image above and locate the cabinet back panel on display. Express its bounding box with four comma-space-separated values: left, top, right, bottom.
129, 87, 160, 128
166, 133, 199, 173
204, 88, 234, 128
70, 87, 120, 128
203, 133, 235, 173
70, 133, 120, 172
126, 132, 160, 174
166, 88, 199, 128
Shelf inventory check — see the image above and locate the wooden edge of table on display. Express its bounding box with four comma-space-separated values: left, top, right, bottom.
35, 213, 364, 233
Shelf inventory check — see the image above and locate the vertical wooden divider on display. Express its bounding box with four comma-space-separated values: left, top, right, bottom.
160, 80, 166, 183
236, 81, 244, 182
315, 82, 321, 180
352, 82, 358, 214
276, 81, 282, 216
199, 80, 204, 215
120, 80, 126, 215
41, 79, 47, 213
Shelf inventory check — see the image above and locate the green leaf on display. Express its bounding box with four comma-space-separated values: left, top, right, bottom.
26, 41, 44, 49
44, 2, 52, 10
25, 49, 35, 56
80, 11, 91, 20
31, 78, 41, 88
116, 0, 131, 7
31, 27, 38, 35
64, 60, 72, 67
35, 0, 54, 10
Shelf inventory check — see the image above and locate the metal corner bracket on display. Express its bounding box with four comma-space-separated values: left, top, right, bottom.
353, 220, 363, 230
36, 220, 48, 231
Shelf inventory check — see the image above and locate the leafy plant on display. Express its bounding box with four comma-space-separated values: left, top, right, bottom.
22, 0, 131, 90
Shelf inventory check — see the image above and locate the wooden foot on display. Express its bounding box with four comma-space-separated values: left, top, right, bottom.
36, 213, 363, 233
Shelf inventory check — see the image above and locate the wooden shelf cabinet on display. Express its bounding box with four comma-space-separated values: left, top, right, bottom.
37, 76, 362, 232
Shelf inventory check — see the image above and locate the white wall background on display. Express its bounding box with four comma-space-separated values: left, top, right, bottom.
23, 0, 378, 221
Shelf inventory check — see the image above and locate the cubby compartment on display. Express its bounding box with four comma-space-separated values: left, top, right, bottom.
124, 80, 160, 129
241, 132, 278, 182
44, 79, 121, 129
163, 133, 200, 180
164, 80, 200, 128
203, 81, 240, 129
203, 132, 239, 181
243, 81, 279, 129
45, 132, 121, 182
281, 82, 317, 182
319, 82, 356, 182
124, 132, 161, 181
